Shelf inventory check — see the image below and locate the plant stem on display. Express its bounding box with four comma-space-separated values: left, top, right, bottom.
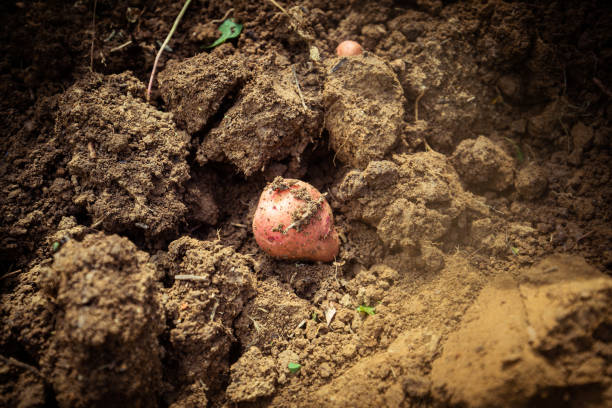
146, 0, 192, 101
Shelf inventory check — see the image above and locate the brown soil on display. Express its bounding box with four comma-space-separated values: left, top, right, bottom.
1, 1, 611, 407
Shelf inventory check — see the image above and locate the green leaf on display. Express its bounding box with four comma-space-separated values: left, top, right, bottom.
288, 362, 301, 374
311, 311, 318, 322
504, 137, 525, 163
510, 246, 519, 256
205, 18, 243, 49
52, 242, 60, 252
356, 305, 376, 316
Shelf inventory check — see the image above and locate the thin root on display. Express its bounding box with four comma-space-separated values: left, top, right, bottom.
292, 65, 308, 111
414, 88, 425, 122
211, 8, 234, 24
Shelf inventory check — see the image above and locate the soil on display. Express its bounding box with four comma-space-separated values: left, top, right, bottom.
1, 0, 611, 407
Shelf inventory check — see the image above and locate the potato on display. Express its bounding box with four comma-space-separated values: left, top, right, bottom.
252, 177, 340, 262
336, 40, 363, 56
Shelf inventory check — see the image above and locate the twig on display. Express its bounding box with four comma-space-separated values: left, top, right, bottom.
89, 0, 98, 72
110, 40, 132, 53
0, 269, 22, 280
291, 66, 308, 111
211, 8, 234, 24
174, 274, 208, 282
576, 230, 594, 243
268, 0, 289, 15
414, 88, 425, 122
146, 0, 193, 101
209, 299, 219, 321
230, 222, 248, 228
593, 78, 612, 98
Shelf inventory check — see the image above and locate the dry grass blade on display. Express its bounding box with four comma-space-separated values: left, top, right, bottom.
146, 0, 193, 101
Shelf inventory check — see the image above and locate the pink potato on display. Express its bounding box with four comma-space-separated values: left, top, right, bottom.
253, 177, 340, 262
336, 40, 363, 57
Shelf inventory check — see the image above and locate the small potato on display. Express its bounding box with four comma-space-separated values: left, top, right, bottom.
252, 177, 340, 262
336, 40, 363, 56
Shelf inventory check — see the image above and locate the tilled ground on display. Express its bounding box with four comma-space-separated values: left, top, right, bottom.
1, 1, 611, 407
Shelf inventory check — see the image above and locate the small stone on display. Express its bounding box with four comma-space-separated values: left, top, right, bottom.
420, 245, 445, 273
571, 122, 594, 152
341, 343, 357, 358
510, 119, 527, 134
471, 218, 492, 243
536, 223, 552, 234
319, 362, 333, 378
497, 75, 521, 101
515, 163, 548, 200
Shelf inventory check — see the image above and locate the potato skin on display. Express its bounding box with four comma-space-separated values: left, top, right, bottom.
336, 40, 363, 56
252, 179, 339, 262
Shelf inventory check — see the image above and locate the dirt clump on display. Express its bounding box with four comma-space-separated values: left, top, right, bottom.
451, 135, 515, 192
334, 151, 489, 271
157, 236, 256, 404
323, 54, 405, 168
40, 232, 164, 408
234, 279, 311, 351
431, 255, 612, 407
0, 262, 56, 364
0, 356, 46, 408
515, 162, 548, 200
312, 329, 434, 407
184, 169, 220, 226
226, 346, 277, 403
158, 50, 248, 134
196, 65, 323, 176
0, 95, 77, 266
55, 72, 190, 239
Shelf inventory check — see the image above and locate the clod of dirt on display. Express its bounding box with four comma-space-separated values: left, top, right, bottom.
475, 1, 535, 69
226, 346, 277, 403
234, 279, 311, 351
158, 51, 248, 134
158, 236, 255, 400
312, 329, 434, 407
0, 264, 56, 362
55, 72, 190, 239
184, 169, 219, 226
451, 136, 515, 192
527, 98, 564, 141
335, 151, 489, 270
431, 255, 612, 407
568, 121, 595, 166
0, 356, 46, 408
515, 163, 548, 200
323, 54, 405, 168
41, 233, 164, 408
197, 66, 323, 176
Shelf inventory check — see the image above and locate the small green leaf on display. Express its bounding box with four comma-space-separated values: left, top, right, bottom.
510, 246, 519, 256
311, 311, 318, 322
504, 137, 525, 163
356, 305, 376, 316
288, 362, 301, 374
52, 242, 60, 252
205, 18, 243, 49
